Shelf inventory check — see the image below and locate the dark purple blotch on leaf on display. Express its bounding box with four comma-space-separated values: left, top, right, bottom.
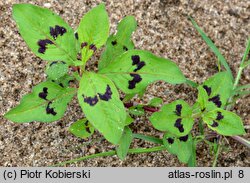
203, 85, 212, 96
131, 55, 140, 65
38, 87, 48, 100
179, 134, 189, 142
111, 40, 117, 46
98, 85, 112, 101
128, 73, 142, 89
75, 32, 79, 40
46, 101, 57, 116
175, 104, 182, 116
134, 61, 146, 72
208, 95, 222, 108
211, 121, 219, 127
81, 42, 88, 49
123, 46, 128, 51
167, 138, 174, 144
89, 44, 97, 52
174, 118, 184, 133
37, 39, 53, 54
50, 25, 67, 40
83, 95, 99, 106
216, 111, 224, 121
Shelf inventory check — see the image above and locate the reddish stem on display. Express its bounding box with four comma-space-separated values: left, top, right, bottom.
143, 106, 159, 112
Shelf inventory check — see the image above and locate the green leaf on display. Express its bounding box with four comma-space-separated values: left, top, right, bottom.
69, 118, 94, 139
125, 113, 134, 126
198, 72, 233, 110
77, 3, 109, 62
149, 100, 194, 136
99, 50, 186, 94
202, 109, 246, 136
241, 38, 250, 68
46, 61, 68, 80
13, 4, 77, 64
116, 126, 133, 160
163, 133, 193, 163
189, 17, 233, 81
99, 16, 137, 70
4, 81, 76, 122
148, 97, 163, 107
128, 105, 145, 116
77, 72, 126, 144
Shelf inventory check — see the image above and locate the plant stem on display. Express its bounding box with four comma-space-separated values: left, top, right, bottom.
231, 136, 250, 149
212, 144, 221, 167
51, 145, 166, 167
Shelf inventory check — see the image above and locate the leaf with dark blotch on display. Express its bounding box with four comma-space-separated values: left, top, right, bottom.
98, 85, 112, 101
77, 3, 109, 63
50, 25, 67, 40
13, 4, 77, 64
199, 72, 233, 110
175, 104, 182, 116
163, 133, 193, 163
99, 50, 186, 94
203, 85, 212, 96
69, 118, 94, 139
208, 95, 222, 108
38, 87, 48, 100
202, 109, 245, 136
149, 100, 194, 136
99, 16, 137, 69
83, 95, 99, 106
77, 72, 126, 144
4, 81, 76, 123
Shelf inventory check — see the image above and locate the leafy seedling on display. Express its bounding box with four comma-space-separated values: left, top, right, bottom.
4, 4, 249, 167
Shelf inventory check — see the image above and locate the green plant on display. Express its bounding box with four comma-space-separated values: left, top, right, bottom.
4, 3, 249, 167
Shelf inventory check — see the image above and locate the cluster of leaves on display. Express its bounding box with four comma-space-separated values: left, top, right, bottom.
4, 3, 249, 166
5, 3, 186, 145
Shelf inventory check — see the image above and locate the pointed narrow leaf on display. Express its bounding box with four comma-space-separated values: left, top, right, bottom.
189, 17, 233, 80
99, 50, 186, 94
116, 127, 133, 160
4, 82, 76, 122
202, 109, 245, 136
99, 16, 137, 69
163, 133, 193, 163
69, 118, 94, 139
45, 61, 68, 80
149, 100, 194, 136
13, 4, 77, 64
77, 72, 126, 144
77, 3, 109, 62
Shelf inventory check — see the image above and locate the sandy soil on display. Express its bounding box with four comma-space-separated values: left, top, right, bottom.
0, 0, 249, 166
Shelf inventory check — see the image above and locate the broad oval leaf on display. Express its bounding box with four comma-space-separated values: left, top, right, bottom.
198, 72, 233, 111
202, 109, 245, 136
4, 82, 76, 122
99, 50, 186, 94
149, 100, 194, 136
163, 133, 193, 163
13, 4, 77, 64
77, 72, 126, 144
45, 61, 68, 80
99, 16, 137, 70
69, 118, 94, 139
148, 97, 163, 107
116, 126, 133, 160
77, 3, 109, 62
